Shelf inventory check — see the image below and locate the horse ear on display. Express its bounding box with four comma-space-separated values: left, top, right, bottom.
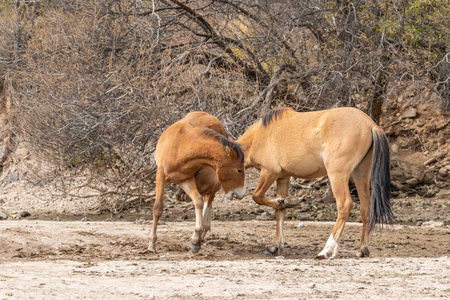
225, 145, 232, 157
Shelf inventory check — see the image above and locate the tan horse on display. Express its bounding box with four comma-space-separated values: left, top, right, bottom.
236, 107, 393, 259
151, 112, 246, 253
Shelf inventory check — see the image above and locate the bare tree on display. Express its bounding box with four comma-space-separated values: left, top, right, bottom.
0, 0, 448, 208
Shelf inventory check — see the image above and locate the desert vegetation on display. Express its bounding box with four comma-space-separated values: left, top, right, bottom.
0, 0, 448, 213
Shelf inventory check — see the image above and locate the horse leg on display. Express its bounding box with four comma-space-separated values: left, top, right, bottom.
265, 177, 289, 255
253, 169, 294, 210
201, 193, 215, 241
180, 179, 204, 253
352, 151, 372, 258
149, 168, 166, 252
316, 172, 352, 259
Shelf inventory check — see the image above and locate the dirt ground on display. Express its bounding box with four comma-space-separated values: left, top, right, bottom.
1, 190, 450, 299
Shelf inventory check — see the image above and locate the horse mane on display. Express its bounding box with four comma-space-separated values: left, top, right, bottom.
261, 108, 292, 127
200, 128, 245, 163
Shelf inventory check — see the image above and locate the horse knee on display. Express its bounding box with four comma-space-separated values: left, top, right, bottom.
336, 198, 353, 215
153, 200, 164, 214
252, 194, 264, 205
360, 206, 370, 222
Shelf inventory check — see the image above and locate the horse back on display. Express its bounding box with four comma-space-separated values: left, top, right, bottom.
180, 111, 227, 136
248, 107, 380, 178
154, 121, 192, 166
156, 112, 224, 164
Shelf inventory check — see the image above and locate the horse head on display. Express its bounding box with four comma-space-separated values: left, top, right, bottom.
202, 129, 246, 199
217, 144, 246, 199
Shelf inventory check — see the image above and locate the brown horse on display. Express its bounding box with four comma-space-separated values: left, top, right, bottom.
176, 112, 237, 240
236, 107, 393, 259
151, 112, 246, 253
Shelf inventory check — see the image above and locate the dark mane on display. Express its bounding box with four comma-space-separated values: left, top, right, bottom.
201, 129, 245, 163
261, 108, 291, 127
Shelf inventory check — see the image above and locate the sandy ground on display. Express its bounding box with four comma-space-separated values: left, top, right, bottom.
1, 178, 449, 299
1, 219, 449, 299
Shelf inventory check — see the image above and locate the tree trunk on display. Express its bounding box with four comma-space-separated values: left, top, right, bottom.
370, 55, 390, 124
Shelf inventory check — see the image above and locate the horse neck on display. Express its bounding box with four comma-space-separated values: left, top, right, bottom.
236, 124, 257, 167
189, 138, 227, 168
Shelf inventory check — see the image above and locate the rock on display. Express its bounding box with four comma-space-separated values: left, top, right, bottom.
297, 213, 312, 221
405, 178, 421, 186
176, 214, 188, 221
256, 212, 274, 221
391, 169, 406, 181
141, 209, 151, 215
0, 208, 7, 220
297, 223, 305, 228
315, 212, 324, 220
436, 189, 450, 199
402, 107, 417, 119
9, 173, 19, 183
421, 221, 444, 228
438, 167, 448, 177
436, 120, 450, 130
390, 143, 400, 153
437, 174, 448, 181
424, 189, 436, 198
286, 210, 298, 219
422, 171, 435, 184
20, 211, 30, 218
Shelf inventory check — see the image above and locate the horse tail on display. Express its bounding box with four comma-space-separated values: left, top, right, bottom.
368, 128, 394, 233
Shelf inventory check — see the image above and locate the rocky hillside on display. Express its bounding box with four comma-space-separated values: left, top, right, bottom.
382, 101, 449, 199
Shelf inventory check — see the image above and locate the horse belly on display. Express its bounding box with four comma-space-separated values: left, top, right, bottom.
279, 153, 327, 179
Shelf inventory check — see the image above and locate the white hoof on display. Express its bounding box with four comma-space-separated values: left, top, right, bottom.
316, 234, 338, 259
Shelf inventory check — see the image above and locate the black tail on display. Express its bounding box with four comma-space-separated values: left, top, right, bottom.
368, 129, 394, 233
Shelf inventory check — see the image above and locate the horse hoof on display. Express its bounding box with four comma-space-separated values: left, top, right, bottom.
275, 199, 287, 210
190, 244, 201, 253
316, 253, 336, 260
315, 254, 327, 260
356, 246, 370, 258
264, 245, 279, 255
284, 196, 301, 208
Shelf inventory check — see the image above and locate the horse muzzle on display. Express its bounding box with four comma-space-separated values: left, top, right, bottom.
225, 186, 246, 200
